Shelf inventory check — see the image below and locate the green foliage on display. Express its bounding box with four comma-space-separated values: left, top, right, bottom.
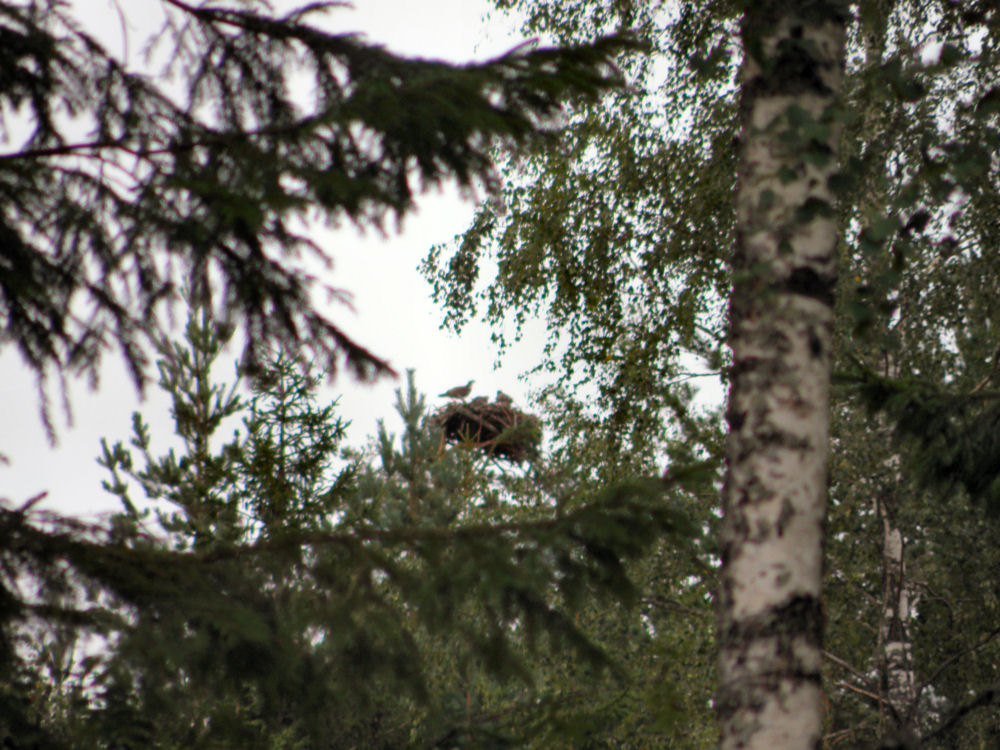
1, 2, 702, 745
422, 0, 1000, 745
422, 0, 734, 462
0, 0, 634, 423
365, 379, 714, 748
239, 352, 350, 537
14, 0, 1000, 746
821, 4, 1000, 740
839, 363, 1000, 514
100, 310, 245, 546
342, 372, 708, 745
3, 316, 701, 748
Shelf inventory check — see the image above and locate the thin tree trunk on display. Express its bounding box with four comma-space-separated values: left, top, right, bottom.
854, 15, 919, 742
875, 359, 919, 740
878, 490, 918, 731
717, 5, 847, 749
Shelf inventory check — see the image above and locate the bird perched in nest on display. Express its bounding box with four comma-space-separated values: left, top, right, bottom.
496, 390, 513, 406
439, 380, 474, 399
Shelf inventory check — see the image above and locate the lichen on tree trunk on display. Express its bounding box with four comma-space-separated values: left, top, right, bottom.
717, 4, 847, 749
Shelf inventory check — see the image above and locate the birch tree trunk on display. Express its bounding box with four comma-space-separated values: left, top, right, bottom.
718, 5, 847, 748
855, 17, 919, 742
878, 491, 918, 732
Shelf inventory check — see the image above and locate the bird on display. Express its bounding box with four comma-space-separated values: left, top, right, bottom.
439, 380, 474, 399
496, 390, 513, 406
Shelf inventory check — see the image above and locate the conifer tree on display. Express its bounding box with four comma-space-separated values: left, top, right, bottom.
6, 314, 697, 748
0, 3, 662, 745
352, 374, 714, 747
0, 0, 633, 426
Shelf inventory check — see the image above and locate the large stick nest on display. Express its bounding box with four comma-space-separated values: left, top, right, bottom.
432, 396, 541, 463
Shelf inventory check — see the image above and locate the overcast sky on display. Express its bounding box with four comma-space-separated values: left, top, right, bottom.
0, 0, 552, 519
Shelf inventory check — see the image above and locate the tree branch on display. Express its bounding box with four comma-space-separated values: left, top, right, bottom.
916, 621, 1000, 705
834, 679, 887, 707
824, 649, 876, 688
924, 682, 1000, 742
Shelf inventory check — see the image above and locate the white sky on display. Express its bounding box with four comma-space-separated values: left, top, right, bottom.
0, 0, 551, 518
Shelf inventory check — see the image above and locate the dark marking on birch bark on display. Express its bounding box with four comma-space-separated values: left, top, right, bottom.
776, 498, 795, 536
728, 358, 757, 382
721, 595, 823, 651
727, 408, 748, 431
783, 267, 836, 305
741, 2, 850, 119
746, 428, 812, 454
808, 328, 823, 357
717, 594, 825, 720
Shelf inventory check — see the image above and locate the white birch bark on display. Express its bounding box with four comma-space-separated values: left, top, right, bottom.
879, 496, 917, 729
718, 5, 846, 749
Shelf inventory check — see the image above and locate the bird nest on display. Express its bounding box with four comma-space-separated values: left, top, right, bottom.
432, 396, 541, 463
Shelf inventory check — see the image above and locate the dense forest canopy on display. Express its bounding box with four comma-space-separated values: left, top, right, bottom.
427, 0, 1000, 746
4, 0, 1000, 748
1, 1, 685, 747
